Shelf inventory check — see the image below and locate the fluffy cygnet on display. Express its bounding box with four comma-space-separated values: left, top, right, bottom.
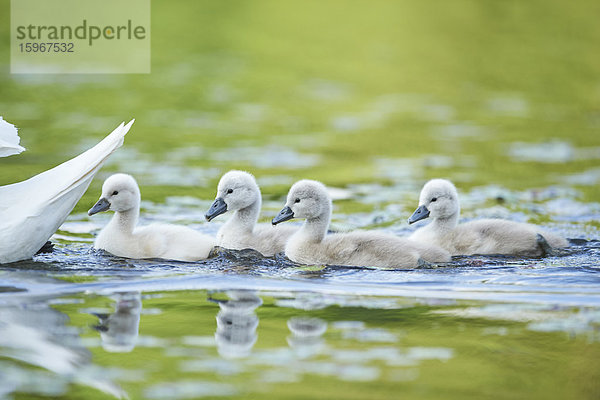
272, 180, 450, 268
89, 174, 215, 261
408, 179, 568, 256
205, 170, 297, 256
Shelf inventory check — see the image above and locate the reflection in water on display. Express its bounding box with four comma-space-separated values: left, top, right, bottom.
91, 292, 142, 353
0, 299, 125, 398
210, 290, 262, 359
287, 317, 327, 358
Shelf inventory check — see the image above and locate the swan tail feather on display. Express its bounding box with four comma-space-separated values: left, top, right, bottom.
0, 120, 134, 211
0, 116, 26, 157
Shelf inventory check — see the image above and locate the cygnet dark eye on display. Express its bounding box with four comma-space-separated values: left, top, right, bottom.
227, 189, 233, 194
431, 197, 437, 202
294, 198, 300, 204
112, 191, 119, 196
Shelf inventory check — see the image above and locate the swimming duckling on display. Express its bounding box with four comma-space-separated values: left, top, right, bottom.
205, 170, 297, 256
89, 173, 215, 261
408, 179, 568, 256
272, 180, 450, 268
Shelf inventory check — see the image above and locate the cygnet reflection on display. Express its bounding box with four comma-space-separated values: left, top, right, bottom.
287, 317, 328, 358
210, 290, 263, 359
92, 292, 142, 353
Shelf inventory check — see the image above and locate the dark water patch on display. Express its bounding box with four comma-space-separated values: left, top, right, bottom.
0, 286, 26, 293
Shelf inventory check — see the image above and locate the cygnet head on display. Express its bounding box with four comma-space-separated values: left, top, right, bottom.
408, 179, 460, 224
272, 180, 331, 225
88, 173, 141, 216
205, 170, 261, 221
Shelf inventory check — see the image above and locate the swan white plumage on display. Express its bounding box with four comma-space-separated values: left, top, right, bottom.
0, 119, 134, 264
272, 179, 450, 267
0, 117, 25, 157
408, 179, 569, 256
89, 173, 215, 261
205, 170, 298, 256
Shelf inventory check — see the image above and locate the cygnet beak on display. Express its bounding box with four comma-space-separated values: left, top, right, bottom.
205, 198, 227, 221
272, 206, 294, 225
408, 205, 430, 224
88, 198, 111, 216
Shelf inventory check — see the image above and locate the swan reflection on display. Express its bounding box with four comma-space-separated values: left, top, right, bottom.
0, 298, 125, 398
210, 290, 262, 359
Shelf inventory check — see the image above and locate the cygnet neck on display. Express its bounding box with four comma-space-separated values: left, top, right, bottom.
228, 196, 261, 233
111, 206, 139, 234
299, 202, 331, 243
431, 208, 460, 234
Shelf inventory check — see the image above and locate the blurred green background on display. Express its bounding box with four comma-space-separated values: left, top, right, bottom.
1, 2, 600, 399
1, 0, 599, 218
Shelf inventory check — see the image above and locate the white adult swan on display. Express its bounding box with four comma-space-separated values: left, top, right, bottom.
205, 170, 297, 256
408, 179, 568, 256
89, 173, 215, 261
0, 117, 26, 157
272, 180, 450, 268
0, 119, 134, 264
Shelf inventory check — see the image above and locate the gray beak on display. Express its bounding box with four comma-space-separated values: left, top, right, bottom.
88, 198, 111, 216
272, 206, 294, 225
408, 205, 430, 224
205, 198, 227, 221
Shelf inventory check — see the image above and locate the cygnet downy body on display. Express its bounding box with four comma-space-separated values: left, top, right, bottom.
89, 174, 215, 261
205, 170, 297, 256
408, 179, 568, 256
272, 180, 450, 268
